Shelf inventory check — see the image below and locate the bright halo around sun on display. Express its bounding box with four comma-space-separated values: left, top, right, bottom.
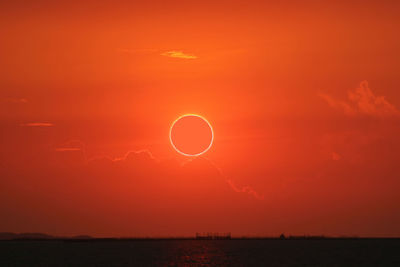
170, 114, 214, 156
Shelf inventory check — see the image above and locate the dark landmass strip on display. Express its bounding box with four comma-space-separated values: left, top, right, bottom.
0, 232, 92, 241
1, 232, 399, 242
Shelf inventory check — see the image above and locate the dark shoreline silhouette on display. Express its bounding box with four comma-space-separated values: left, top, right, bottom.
1, 232, 399, 242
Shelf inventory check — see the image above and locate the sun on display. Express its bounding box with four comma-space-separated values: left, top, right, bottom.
169, 114, 214, 156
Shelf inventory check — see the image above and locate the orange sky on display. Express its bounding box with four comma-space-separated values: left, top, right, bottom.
1, 0, 400, 237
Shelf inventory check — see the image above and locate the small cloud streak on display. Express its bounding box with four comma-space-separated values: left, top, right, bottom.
331, 152, 341, 161
21, 122, 54, 127
55, 148, 81, 152
319, 81, 400, 117
161, 50, 197, 59
2, 97, 28, 103
55, 140, 86, 153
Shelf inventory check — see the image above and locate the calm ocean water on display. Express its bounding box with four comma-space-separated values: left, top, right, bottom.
1, 239, 400, 266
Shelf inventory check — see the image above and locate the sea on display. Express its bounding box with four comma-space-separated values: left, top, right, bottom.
1, 239, 400, 266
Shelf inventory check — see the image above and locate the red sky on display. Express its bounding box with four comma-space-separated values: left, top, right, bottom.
1, 0, 400, 237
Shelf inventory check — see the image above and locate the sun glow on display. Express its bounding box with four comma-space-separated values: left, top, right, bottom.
169, 114, 214, 156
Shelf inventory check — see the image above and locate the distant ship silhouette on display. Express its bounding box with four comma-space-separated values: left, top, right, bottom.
195, 232, 231, 240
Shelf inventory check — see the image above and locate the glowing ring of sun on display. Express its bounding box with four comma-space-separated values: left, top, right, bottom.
169, 114, 214, 157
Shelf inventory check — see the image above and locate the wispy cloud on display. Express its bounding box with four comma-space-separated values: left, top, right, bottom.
226, 179, 265, 200
21, 122, 54, 127
204, 158, 264, 200
319, 81, 399, 117
161, 50, 197, 59
318, 93, 355, 116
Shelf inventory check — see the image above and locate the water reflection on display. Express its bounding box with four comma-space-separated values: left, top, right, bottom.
165, 240, 229, 266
